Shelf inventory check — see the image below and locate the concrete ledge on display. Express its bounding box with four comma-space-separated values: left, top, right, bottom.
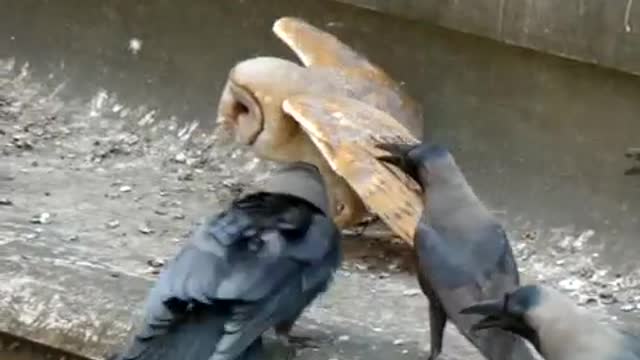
0, 72, 459, 359
334, 0, 640, 77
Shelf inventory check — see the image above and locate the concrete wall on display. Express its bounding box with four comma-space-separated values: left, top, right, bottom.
336, 0, 640, 77
1, 0, 639, 269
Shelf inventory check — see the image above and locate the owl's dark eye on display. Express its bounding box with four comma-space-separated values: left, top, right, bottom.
247, 237, 264, 252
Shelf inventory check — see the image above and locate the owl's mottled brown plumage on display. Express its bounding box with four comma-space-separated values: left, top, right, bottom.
217, 16, 423, 240
282, 95, 422, 242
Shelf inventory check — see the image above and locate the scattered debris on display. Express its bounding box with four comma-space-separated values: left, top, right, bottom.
559, 278, 585, 291
177, 170, 194, 181
624, 147, 640, 175
402, 289, 421, 297
105, 192, 121, 199
138, 224, 154, 234
106, 220, 120, 229
30, 212, 51, 224
354, 263, 368, 271
173, 152, 187, 163
171, 213, 185, 220
337, 335, 350, 342
2, 64, 640, 355
599, 292, 618, 305
146, 267, 162, 276
153, 208, 168, 215
128, 38, 143, 55
11, 134, 33, 150
621, 304, 636, 312
146, 258, 165, 268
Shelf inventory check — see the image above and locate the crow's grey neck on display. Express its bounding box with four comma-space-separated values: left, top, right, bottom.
260, 162, 329, 214
423, 170, 492, 236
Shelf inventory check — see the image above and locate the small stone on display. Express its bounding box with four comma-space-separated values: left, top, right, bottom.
354, 263, 368, 271
25, 233, 38, 240
577, 294, 597, 305
559, 278, 585, 291
402, 289, 421, 297
577, 266, 595, 279
119, 185, 132, 193
177, 171, 194, 181
106, 219, 120, 229
31, 212, 51, 224
154, 208, 168, 215
172, 213, 185, 220
393, 339, 405, 346
67, 235, 79, 242
621, 304, 635, 312
387, 262, 400, 271
44, 191, 51, 196
105, 192, 121, 199
110, 273, 120, 278
138, 225, 154, 234
599, 292, 617, 304
0, 198, 13, 206
124, 134, 140, 145
147, 258, 165, 268
337, 335, 350, 342
174, 152, 187, 163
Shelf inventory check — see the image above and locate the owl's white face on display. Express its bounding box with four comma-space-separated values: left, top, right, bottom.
217, 57, 309, 160
218, 79, 263, 146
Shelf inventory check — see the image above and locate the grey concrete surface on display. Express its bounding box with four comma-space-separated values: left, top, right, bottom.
2, 56, 640, 360
0, 331, 88, 360
1, 0, 639, 269
336, 0, 640, 77
0, 70, 491, 360
2, 1, 640, 359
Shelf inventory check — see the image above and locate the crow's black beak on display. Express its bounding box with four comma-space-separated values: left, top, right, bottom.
460, 299, 510, 334
375, 143, 419, 181
462, 295, 540, 351
460, 299, 505, 316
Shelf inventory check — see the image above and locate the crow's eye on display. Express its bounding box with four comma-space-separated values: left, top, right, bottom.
247, 237, 264, 252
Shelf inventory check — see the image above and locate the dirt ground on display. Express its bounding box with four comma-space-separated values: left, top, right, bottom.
2, 59, 640, 359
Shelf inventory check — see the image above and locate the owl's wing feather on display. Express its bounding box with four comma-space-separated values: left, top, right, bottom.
282, 94, 422, 243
